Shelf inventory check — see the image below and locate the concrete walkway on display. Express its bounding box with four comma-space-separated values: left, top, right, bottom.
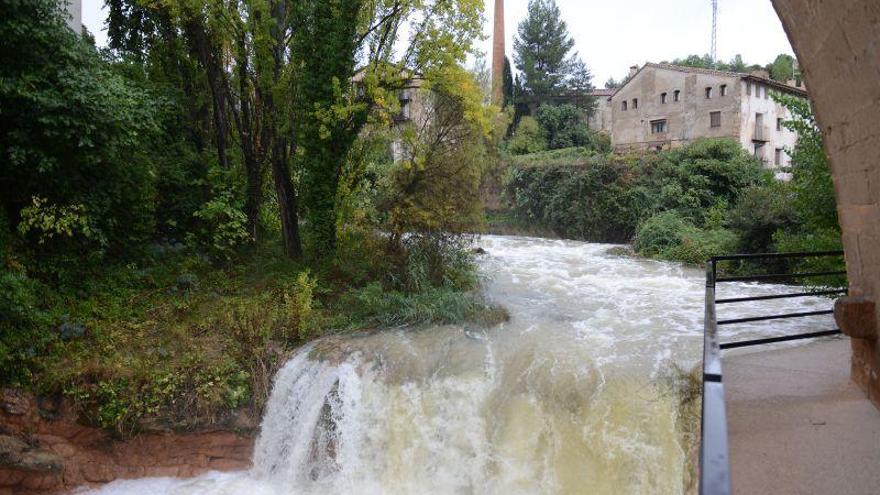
725, 337, 880, 495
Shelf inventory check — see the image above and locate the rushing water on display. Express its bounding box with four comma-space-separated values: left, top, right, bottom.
80, 235, 835, 495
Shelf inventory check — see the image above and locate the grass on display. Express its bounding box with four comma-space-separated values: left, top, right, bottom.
4, 234, 505, 436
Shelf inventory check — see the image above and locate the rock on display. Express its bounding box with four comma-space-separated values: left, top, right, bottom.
604, 245, 635, 257
17, 451, 63, 473
0, 435, 62, 473
1, 389, 30, 416
0, 435, 28, 465
0, 389, 255, 494
472, 247, 487, 255
57, 320, 85, 341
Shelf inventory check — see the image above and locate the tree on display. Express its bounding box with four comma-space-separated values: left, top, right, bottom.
1, 0, 161, 278
535, 104, 589, 150
106, 0, 486, 260
513, 0, 591, 102
772, 93, 838, 231
502, 57, 514, 108
294, 0, 484, 257
727, 54, 747, 72
767, 54, 795, 82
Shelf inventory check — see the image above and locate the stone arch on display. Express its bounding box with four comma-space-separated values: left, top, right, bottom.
771, 0, 880, 404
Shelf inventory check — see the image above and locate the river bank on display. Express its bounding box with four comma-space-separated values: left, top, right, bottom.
41, 235, 836, 494
0, 388, 254, 494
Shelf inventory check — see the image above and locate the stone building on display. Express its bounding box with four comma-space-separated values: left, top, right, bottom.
63, 0, 81, 32
609, 63, 807, 170
586, 88, 615, 135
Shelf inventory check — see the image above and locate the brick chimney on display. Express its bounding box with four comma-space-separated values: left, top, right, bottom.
492, 0, 505, 106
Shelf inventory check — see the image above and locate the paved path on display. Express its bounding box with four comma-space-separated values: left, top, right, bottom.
725, 337, 880, 495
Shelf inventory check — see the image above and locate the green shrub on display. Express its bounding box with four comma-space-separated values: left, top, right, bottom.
1, 0, 161, 278
728, 183, 800, 253
503, 139, 765, 244
663, 228, 738, 265
0, 270, 51, 384
188, 191, 251, 261
634, 212, 737, 265
633, 211, 693, 256
508, 117, 547, 155
535, 104, 590, 150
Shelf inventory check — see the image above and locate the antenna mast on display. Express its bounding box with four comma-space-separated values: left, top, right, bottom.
710, 0, 718, 63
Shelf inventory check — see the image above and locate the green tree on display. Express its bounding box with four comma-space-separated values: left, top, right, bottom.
108, 0, 487, 261
772, 93, 838, 232
502, 57, 514, 108
535, 104, 589, 149
294, 0, 484, 257
513, 0, 592, 103
507, 117, 547, 155
767, 54, 796, 82
1, 0, 161, 278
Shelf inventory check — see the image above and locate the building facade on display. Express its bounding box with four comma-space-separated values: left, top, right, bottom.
63, 0, 81, 32
609, 63, 807, 170
586, 88, 614, 135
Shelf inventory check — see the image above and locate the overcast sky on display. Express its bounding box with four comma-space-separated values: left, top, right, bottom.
82, 0, 794, 84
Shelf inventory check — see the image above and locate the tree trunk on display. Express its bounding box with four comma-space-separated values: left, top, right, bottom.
183, 17, 229, 170
233, 31, 263, 239
271, 141, 302, 258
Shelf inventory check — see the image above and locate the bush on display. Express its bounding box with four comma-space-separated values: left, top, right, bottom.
535, 103, 590, 150
0, 270, 51, 384
633, 211, 693, 256
507, 117, 547, 155
727, 183, 800, 253
505, 155, 639, 242
663, 227, 738, 265
503, 138, 765, 244
1, 0, 161, 279
188, 190, 251, 262
633, 211, 737, 265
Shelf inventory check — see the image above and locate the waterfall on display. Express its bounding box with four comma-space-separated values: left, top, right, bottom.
82, 235, 835, 495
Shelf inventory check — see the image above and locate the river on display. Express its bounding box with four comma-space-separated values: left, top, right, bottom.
79, 235, 835, 495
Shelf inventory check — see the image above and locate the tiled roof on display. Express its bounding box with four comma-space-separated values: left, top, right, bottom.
629, 63, 808, 97
588, 88, 617, 97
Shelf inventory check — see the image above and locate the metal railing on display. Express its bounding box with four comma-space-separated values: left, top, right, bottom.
699, 251, 846, 495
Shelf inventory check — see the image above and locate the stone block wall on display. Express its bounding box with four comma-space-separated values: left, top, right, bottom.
772, 0, 880, 405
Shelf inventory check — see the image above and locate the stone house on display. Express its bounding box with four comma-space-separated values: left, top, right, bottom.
609, 63, 807, 170
63, 0, 81, 32
352, 70, 431, 162
586, 88, 615, 135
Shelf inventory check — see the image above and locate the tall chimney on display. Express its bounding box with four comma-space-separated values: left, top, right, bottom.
491, 0, 505, 106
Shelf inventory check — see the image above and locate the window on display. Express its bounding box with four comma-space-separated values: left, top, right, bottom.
705, 87, 713, 99
633, 98, 638, 109
651, 119, 667, 134
622, 100, 627, 111
755, 84, 762, 98
720, 84, 727, 96
661, 92, 667, 104
746, 81, 751, 96
398, 90, 411, 119
754, 143, 766, 162
673, 90, 680, 102
710, 111, 721, 128
777, 118, 783, 131
774, 148, 783, 166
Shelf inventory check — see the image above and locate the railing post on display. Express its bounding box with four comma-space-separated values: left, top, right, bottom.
700, 259, 731, 495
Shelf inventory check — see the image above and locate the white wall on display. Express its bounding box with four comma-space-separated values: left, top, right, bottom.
738, 80, 798, 170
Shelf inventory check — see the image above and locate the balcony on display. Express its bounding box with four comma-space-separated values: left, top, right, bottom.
753, 125, 770, 142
